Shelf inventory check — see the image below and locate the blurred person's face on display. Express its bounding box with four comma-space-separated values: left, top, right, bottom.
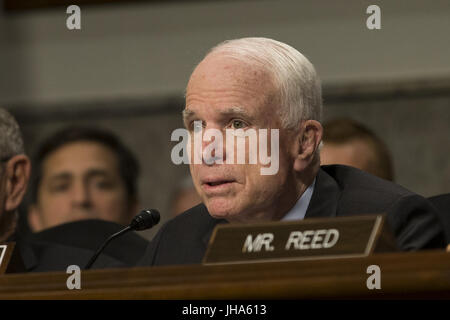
320, 139, 375, 173
28, 141, 136, 232
184, 54, 320, 223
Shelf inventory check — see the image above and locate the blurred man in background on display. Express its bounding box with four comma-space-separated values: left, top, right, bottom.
27, 126, 140, 232
1, 115, 148, 272
0, 108, 31, 243
20, 126, 148, 271
320, 118, 394, 181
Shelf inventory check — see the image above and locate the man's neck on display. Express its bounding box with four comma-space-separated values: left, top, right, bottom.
226, 167, 319, 224
273, 178, 315, 221
273, 164, 319, 221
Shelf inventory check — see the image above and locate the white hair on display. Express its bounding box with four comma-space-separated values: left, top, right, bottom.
0, 108, 24, 161
207, 37, 322, 129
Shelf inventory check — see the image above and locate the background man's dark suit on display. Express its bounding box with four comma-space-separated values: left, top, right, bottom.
428, 193, 450, 243
140, 165, 447, 266
13, 219, 149, 272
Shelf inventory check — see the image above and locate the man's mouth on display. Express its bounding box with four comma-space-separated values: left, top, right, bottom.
205, 180, 233, 186
201, 178, 236, 193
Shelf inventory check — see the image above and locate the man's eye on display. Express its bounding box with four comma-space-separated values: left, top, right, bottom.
50, 184, 69, 192
94, 181, 114, 190
230, 119, 247, 129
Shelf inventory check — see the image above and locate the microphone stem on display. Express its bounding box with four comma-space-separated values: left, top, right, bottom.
84, 226, 132, 270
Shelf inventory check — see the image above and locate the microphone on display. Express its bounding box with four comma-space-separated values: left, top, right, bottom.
84, 209, 160, 269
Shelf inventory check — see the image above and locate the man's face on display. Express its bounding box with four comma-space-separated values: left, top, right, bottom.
184, 54, 299, 223
29, 141, 134, 231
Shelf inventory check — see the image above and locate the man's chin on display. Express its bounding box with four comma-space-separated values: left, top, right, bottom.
205, 199, 238, 220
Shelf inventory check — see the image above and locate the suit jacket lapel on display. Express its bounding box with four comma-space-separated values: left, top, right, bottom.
305, 168, 340, 219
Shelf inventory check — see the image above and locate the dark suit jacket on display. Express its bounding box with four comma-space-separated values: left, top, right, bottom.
15, 219, 149, 272
428, 193, 450, 243
139, 165, 447, 266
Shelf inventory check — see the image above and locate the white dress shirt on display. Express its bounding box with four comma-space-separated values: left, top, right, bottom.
281, 179, 316, 221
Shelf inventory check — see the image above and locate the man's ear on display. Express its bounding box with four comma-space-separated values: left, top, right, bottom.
4, 154, 31, 212
28, 204, 43, 232
293, 120, 323, 172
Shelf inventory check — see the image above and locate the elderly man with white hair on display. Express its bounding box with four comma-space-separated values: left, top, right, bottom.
140, 37, 446, 266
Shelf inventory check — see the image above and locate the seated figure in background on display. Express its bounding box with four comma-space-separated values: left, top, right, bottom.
27, 126, 140, 231
22, 125, 148, 271
320, 118, 394, 181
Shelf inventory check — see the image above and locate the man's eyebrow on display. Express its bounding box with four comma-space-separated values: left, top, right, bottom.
85, 169, 110, 179
183, 106, 251, 118
181, 106, 254, 127
48, 170, 110, 183
219, 106, 252, 118
182, 109, 196, 122
48, 172, 72, 182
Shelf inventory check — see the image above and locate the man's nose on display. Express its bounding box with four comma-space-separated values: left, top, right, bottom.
71, 181, 92, 208
199, 128, 226, 166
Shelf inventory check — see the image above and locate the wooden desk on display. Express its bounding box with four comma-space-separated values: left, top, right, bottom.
0, 250, 449, 299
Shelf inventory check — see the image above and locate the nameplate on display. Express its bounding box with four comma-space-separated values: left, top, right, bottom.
203, 215, 396, 265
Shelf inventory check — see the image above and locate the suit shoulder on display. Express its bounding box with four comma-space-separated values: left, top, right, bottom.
140, 203, 218, 266
319, 165, 446, 249
321, 164, 412, 198
168, 203, 213, 227
320, 165, 421, 215
157, 203, 217, 240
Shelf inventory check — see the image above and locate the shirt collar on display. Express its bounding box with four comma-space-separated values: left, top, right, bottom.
281, 178, 316, 221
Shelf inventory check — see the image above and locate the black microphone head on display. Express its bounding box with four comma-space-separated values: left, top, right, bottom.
129, 209, 160, 231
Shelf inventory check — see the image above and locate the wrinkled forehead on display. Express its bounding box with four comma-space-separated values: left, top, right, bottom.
187, 53, 277, 93
186, 55, 280, 119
